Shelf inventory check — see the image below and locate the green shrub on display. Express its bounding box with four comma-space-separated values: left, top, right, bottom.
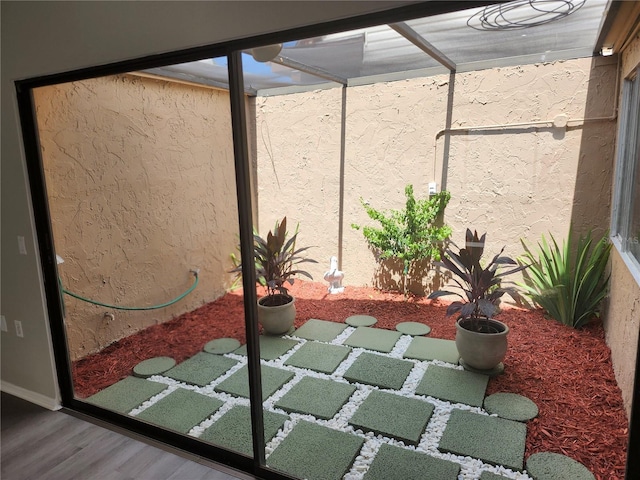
519, 228, 611, 328
352, 185, 451, 297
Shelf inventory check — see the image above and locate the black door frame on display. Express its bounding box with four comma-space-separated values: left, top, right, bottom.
16, 1, 637, 479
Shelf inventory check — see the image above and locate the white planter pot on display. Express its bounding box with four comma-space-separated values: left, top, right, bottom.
455, 317, 509, 371
257, 294, 296, 335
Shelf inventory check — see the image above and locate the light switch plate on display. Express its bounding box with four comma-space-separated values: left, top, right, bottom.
15, 320, 23, 338
18, 236, 27, 255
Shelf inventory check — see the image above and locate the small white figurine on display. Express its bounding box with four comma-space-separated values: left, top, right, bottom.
324, 256, 345, 294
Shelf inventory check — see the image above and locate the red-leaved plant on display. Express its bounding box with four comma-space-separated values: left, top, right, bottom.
428, 229, 528, 332
232, 217, 317, 306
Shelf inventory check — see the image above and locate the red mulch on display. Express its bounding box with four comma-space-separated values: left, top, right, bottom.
72, 281, 628, 479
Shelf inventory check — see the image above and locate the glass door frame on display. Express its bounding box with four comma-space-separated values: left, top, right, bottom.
17, 2, 638, 479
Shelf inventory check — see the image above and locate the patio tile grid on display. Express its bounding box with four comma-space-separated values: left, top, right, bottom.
89, 319, 541, 480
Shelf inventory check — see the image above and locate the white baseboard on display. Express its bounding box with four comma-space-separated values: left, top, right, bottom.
1, 380, 61, 411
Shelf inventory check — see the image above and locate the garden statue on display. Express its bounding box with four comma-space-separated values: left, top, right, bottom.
324, 256, 344, 294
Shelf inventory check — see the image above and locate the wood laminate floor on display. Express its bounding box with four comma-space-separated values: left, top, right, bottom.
1, 392, 256, 480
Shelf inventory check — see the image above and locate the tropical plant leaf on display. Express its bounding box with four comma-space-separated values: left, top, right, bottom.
446, 301, 465, 317
429, 228, 528, 330
496, 263, 530, 278
477, 298, 497, 318
439, 255, 469, 284
230, 217, 317, 297
428, 290, 463, 300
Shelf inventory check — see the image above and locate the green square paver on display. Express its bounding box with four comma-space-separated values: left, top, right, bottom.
200, 405, 288, 456
86, 376, 167, 414
267, 420, 364, 480
284, 341, 351, 374
349, 390, 434, 445
343, 352, 414, 390
292, 319, 348, 342
215, 365, 294, 400
363, 444, 460, 480
439, 409, 526, 471
135, 388, 223, 434
344, 326, 401, 353
164, 352, 238, 387
415, 364, 489, 407
479, 471, 511, 480
403, 336, 460, 364
275, 377, 356, 420
233, 336, 300, 360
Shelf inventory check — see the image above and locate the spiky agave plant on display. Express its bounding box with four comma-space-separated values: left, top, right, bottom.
519, 228, 611, 328
428, 229, 528, 332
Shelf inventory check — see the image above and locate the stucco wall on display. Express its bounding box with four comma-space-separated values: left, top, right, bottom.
256, 57, 617, 292
34, 56, 619, 359
604, 31, 640, 419
255, 87, 346, 287
622, 28, 640, 79
605, 249, 640, 418
34, 74, 239, 360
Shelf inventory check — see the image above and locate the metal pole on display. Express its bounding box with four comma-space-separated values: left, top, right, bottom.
338, 85, 347, 269
228, 51, 266, 468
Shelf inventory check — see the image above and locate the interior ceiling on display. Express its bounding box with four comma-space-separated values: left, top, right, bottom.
143, 0, 611, 96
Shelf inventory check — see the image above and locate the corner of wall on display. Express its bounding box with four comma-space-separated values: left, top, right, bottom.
603, 246, 640, 419
1, 380, 61, 411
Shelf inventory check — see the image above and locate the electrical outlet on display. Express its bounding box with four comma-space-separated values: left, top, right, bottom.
17, 236, 27, 255
0, 315, 7, 332
15, 320, 24, 338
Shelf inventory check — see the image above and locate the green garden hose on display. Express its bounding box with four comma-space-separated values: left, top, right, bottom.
60, 270, 199, 311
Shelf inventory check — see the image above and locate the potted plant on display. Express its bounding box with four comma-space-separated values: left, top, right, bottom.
428, 229, 528, 371
232, 217, 317, 335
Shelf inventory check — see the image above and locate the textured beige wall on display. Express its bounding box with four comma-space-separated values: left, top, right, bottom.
622, 29, 640, 79
604, 32, 640, 420
605, 249, 640, 418
256, 57, 617, 291
36, 56, 618, 360
255, 88, 345, 286
34, 74, 239, 360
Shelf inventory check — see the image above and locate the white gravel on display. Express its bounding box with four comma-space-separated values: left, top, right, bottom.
128, 327, 533, 480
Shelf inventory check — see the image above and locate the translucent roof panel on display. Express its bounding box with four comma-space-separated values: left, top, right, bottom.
144, 55, 332, 95
280, 27, 446, 81
405, 0, 609, 71
140, 0, 610, 96
241, 53, 336, 93
144, 58, 230, 91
